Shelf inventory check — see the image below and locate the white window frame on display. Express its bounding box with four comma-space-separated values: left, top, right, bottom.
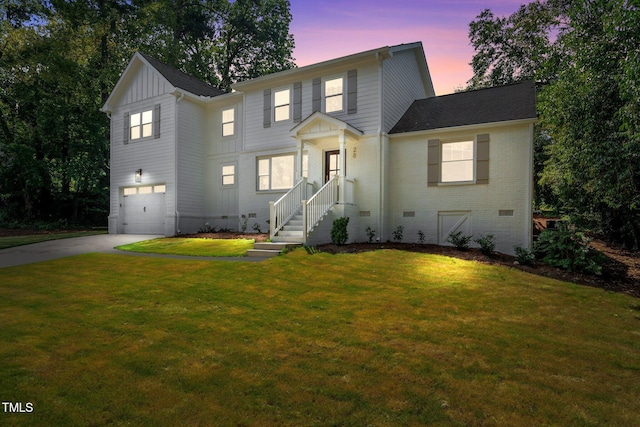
273, 88, 291, 122
324, 75, 344, 113
130, 109, 153, 140
222, 108, 235, 137
257, 154, 296, 191
221, 164, 236, 186
441, 140, 475, 183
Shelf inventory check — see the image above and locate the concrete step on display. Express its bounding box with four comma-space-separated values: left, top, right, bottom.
271, 236, 304, 243
246, 249, 282, 258
277, 230, 303, 237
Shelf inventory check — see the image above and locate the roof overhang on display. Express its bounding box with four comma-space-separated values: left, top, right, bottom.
388, 117, 538, 141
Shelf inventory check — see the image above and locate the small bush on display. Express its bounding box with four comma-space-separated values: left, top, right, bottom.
252, 222, 264, 233
447, 231, 472, 251
199, 223, 217, 233
417, 230, 426, 244
514, 245, 535, 265
365, 226, 376, 243
474, 234, 495, 256
534, 223, 605, 274
392, 225, 404, 242
331, 217, 350, 245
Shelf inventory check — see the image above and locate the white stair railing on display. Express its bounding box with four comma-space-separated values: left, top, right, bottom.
303, 175, 338, 242
270, 177, 307, 239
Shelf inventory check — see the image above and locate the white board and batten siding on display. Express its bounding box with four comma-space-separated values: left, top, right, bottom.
108, 61, 178, 236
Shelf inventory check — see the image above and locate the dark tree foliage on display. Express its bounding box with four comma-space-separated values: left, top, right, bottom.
0, 0, 295, 227
468, 0, 640, 249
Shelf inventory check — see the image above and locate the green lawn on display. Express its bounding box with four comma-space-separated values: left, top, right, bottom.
1, 249, 639, 426
116, 237, 255, 257
0, 230, 107, 250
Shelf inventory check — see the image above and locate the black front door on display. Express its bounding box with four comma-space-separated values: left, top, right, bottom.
325, 150, 341, 183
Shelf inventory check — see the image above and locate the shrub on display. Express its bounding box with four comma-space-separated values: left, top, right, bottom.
474, 234, 495, 256
417, 230, 426, 244
534, 223, 605, 274
331, 217, 350, 245
447, 231, 472, 251
514, 245, 535, 265
365, 226, 376, 243
252, 223, 262, 233
392, 225, 404, 242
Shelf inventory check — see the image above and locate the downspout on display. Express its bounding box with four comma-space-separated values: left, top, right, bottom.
376, 51, 385, 243
175, 90, 185, 235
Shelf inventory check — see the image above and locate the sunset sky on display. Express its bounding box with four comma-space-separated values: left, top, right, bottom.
289, 0, 525, 95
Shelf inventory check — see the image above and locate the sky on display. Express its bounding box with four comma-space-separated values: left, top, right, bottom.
289, 0, 525, 95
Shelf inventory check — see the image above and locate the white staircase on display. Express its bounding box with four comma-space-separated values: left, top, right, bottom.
270, 176, 339, 245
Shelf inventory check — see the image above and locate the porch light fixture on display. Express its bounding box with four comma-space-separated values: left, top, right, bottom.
135, 169, 142, 183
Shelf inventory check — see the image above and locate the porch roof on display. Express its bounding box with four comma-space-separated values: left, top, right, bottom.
290, 112, 363, 143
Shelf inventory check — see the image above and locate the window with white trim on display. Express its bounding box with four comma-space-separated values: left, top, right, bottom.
222, 108, 234, 137
222, 164, 235, 186
257, 154, 295, 191
441, 140, 474, 183
274, 89, 290, 122
325, 77, 343, 113
130, 110, 153, 140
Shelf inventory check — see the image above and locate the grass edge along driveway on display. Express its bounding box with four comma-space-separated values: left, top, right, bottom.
0, 230, 107, 250
1, 249, 639, 426
115, 237, 255, 257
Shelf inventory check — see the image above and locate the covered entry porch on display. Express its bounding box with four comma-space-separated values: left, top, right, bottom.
269, 112, 362, 244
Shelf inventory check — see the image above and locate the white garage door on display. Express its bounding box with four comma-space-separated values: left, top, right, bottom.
122, 185, 166, 234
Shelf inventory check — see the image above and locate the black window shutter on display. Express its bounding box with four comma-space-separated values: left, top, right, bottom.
263, 89, 271, 128
123, 112, 129, 144
293, 82, 302, 122
476, 134, 490, 184
347, 69, 357, 114
427, 139, 440, 187
312, 78, 321, 112
153, 104, 161, 139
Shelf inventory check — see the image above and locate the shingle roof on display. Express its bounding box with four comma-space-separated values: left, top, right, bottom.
139, 53, 225, 98
389, 81, 537, 134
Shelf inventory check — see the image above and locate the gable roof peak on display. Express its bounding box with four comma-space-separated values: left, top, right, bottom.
137, 52, 225, 98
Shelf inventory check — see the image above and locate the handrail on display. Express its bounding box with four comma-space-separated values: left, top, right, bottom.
305, 175, 338, 236
269, 178, 307, 239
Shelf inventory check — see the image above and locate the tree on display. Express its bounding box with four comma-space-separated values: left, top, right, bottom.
467, 0, 640, 249
0, 0, 296, 227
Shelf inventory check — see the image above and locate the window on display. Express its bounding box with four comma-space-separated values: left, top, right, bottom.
222, 108, 235, 137
274, 89, 290, 122
325, 77, 343, 113
257, 154, 295, 191
222, 164, 235, 186
130, 110, 153, 140
441, 141, 474, 182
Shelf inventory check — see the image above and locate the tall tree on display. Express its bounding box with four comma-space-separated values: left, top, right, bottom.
467, 0, 640, 249
0, 0, 296, 226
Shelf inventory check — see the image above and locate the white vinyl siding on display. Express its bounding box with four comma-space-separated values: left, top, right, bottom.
382, 48, 432, 132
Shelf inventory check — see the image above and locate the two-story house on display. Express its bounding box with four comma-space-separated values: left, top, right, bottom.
101, 42, 537, 255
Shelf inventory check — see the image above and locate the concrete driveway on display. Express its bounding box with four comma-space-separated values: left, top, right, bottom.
0, 234, 162, 269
